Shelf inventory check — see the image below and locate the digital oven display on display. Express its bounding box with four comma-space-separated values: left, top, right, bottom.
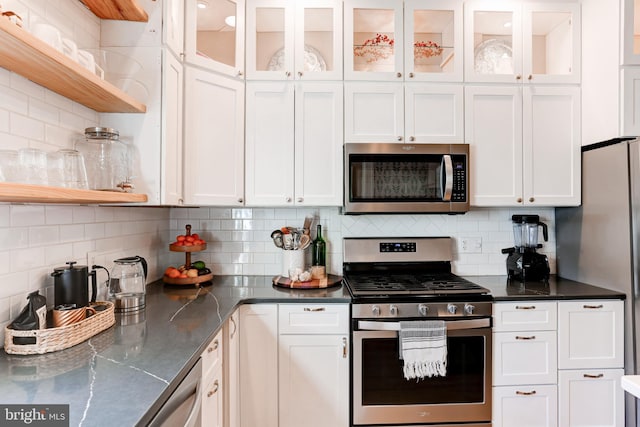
379, 242, 416, 252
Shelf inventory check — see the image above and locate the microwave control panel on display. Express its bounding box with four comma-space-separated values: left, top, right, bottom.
451, 156, 467, 202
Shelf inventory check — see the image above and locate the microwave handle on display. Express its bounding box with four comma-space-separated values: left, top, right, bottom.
441, 155, 453, 201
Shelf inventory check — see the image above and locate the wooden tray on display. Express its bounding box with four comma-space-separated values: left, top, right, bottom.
163, 271, 214, 286
169, 243, 207, 252
272, 274, 342, 289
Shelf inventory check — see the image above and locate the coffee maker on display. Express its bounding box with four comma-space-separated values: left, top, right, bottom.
501, 215, 550, 282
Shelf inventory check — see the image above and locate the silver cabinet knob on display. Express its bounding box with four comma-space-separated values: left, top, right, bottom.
409, 136, 415, 141
396, 72, 402, 78
298, 71, 303, 77
516, 74, 522, 80
297, 197, 303, 203
236, 70, 243, 77
418, 304, 428, 316
527, 75, 533, 80
389, 305, 398, 317
529, 197, 535, 203
464, 304, 475, 315
409, 72, 414, 78
517, 197, 523, 203
397, 136, 403, 141
372, 305, 380, 317
286, 71, 291, 77
447, 304, 457, 314
238, 198, 243, 203
286, 197, 292, 203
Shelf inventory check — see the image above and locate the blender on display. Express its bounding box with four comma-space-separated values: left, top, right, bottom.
501, 214, 550, 282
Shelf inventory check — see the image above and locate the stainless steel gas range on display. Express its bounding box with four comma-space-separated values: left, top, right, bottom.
342, 237, 493, 427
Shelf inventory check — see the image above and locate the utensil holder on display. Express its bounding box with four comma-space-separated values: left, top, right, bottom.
282, 250, 305, 277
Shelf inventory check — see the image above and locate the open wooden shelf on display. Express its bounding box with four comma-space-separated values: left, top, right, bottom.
0, 182, 148, 204
80, 0, 148, 22
0, 18, 146, 113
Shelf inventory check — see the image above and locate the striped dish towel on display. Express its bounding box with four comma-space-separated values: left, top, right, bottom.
399, 320, 447, 380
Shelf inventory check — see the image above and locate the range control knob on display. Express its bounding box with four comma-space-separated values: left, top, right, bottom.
464, 304, 475, 315
447, 304, 458, 315
418, 304, 429, 316
389, 305, 398, 316
372, 305, 380, 317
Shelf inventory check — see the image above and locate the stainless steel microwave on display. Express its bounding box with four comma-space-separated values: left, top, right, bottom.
344, 143, 470, 214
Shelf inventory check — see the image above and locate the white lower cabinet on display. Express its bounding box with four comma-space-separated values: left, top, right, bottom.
239, 304, 279, 427
225, 308, 240, 427
492, 384, 557, 427
558, 369, 624, 427
492, 301, 558, 427
201, 330, 224, 427
278, 304, 349, 427
238, 303, 349, 427
492, 299, 625, 427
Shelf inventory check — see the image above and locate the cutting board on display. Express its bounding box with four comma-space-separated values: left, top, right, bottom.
272, 274, 342, 289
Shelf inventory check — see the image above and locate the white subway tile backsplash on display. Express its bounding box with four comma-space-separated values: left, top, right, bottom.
11, 205, 45, 227
44, 243, 74, 265
29, 98, 60, 126
0, 110, 9, 133
10, 112, 45, 141
72, 206, 96, 223
29, 226, 60, 246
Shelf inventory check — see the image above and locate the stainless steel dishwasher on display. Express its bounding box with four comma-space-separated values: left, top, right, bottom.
148, 358, 202, 427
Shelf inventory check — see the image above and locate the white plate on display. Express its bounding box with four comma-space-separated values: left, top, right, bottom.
474, 39, 513, 75
267, 45, 327, 72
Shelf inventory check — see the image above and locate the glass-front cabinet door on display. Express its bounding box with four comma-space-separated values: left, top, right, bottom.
464, 2, 522, 83
184, 0, 245, 78
622, 0, 640, 64
344, 0, 404, 81
464, 1, 579, 84
246, 0, 342, 80
404, 0, 463, 82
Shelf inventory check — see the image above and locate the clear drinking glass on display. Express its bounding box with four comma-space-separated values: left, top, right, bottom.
46, 151, 66, 187
59, 149, 88, 189
18, 148, 48, 185
0, 149, 20, 182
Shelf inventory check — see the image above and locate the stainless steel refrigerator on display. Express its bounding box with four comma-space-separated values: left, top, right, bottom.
556, 137, 640, 426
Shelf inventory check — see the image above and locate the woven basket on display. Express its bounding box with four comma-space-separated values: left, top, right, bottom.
4, 301, 115, 355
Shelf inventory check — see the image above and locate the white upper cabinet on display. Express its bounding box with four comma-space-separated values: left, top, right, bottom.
464, 0, 580, 84
184, 0, 246, 78
344, 0, 463, 82
622, 0, 640, 65
246, 0, 343, 81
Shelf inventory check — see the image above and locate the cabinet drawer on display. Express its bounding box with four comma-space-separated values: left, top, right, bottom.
492, 384, 557, 427
493, 301, 557, 332
278, 304, 349, 334
558, 300, 624, 369
201, 329, 223, 377
493, 331, 557, 386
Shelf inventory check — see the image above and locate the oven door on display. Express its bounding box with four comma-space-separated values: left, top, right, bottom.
353, 318, 491, 426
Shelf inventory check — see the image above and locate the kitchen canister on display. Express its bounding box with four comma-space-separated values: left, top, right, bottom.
75, 127, 131, 191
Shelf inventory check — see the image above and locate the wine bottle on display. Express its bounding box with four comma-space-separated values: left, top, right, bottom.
311, 224, 327, 279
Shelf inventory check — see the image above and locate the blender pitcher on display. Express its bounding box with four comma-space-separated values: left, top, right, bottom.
512, 215, 548, 249
109, 256, 148, 313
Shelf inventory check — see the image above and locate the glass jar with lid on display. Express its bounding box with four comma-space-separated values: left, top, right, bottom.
75, 127, 132, 191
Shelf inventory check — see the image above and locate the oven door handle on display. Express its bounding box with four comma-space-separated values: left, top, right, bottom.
357, 318, 490, 332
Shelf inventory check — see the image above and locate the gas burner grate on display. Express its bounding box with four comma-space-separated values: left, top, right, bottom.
344, 273, 489, 296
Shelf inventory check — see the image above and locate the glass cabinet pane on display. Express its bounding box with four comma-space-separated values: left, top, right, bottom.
412, 9, 455, 74
303, 8, 334, 72
352, 8, 396, 72
196, 0, 238, 68
472, 11, 514, 75
255, 7, 285, 72
530, 11, 572, 76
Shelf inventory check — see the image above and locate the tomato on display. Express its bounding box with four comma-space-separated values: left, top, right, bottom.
166, 267, 180, 279
174, 241, 184, 246
176, 235, 186, 242
192, 233, 200, 240
179, 273, 188, 279
184, 242, 193, 246
194, 239, 205, 245
185, 236, 195, 243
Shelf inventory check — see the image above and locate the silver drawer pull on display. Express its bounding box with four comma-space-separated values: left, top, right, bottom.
304, 307, 325, 312
208, 340, 218, 353
515, 305, 536, 310
583, 304, 603, 309
516, 390, 537, 396
584, 373, 604, 379
516, 336, 536, 340
207, 380, 219, 397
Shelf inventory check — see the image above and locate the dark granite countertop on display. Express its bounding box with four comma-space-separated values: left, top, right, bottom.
0, 274, 623, 426
0, 276, 350, 427
466, 275, 626, 301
